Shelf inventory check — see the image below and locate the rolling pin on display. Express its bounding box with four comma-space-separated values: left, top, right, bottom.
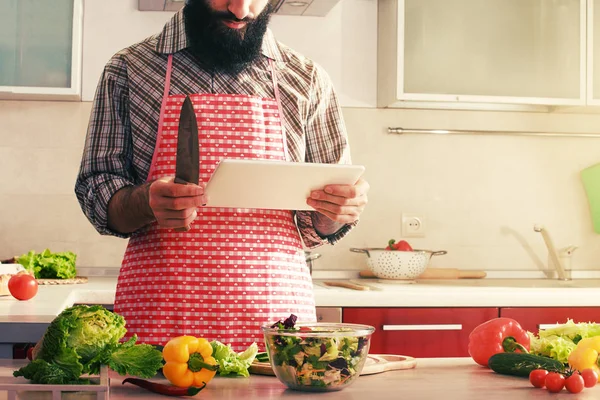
359, 268, 487, 280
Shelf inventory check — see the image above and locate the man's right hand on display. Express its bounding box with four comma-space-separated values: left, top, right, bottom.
148, 177, 207, 230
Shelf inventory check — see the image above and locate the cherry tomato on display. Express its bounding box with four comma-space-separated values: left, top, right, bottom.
529, 369, 548, 388
8, 273, 38, 301
395, 240, 413, 252
580, 369, 598, 388
545, 372, 566, 393
298, 326, 312, 332
565, 373, 585, 394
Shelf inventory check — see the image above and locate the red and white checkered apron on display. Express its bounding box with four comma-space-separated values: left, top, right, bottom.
113, 55, 317, 351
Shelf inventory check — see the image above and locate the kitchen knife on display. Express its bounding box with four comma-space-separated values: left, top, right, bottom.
174, 95, 199, 232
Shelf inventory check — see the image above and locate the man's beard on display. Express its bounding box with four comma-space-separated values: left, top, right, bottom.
183, 0, 273, 75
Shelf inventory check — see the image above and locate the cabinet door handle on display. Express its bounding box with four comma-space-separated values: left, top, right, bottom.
538, 324, 560, 330
382, 324, 463, 331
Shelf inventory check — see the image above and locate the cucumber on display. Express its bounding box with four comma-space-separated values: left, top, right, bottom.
255, 352, 270, 363
488, 352, 565, 377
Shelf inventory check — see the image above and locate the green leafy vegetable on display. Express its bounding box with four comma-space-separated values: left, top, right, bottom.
13, 359, 84, 384
107, 338, 166, 377
210, 340, 258, 377
13, 305, 163, 384
16, 249, 77, 279
529, 319, 600, 363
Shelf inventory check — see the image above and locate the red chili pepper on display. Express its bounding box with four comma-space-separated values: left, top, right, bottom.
122, 377, 206, 397
468, 317, 530, 367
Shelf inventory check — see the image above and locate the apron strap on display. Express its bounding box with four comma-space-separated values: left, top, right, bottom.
147, 54, 174, 181
269, 59, 290, 161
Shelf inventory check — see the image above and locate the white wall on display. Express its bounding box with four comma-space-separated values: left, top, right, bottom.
2, 0, 600, 275
2, 102, 600, 273
82, 0, 377, 106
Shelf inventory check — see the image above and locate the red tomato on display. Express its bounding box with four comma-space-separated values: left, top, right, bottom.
529, 369, 548, 388
580, 369, 598, 388
545, 372, 566, 393
565, 374, 585, 394
8, 274, 38, 301
395, 240, 413, 251
298, 326, 312, 332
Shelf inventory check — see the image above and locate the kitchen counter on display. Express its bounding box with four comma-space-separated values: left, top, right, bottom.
4, 276, 600, 358
1, 358, 597, 399
5, 277, 600, 325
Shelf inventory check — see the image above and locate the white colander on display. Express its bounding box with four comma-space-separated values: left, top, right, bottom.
350, 248, 447, 280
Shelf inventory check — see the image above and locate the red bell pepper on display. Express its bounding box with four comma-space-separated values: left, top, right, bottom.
468, 317, 530, 367
385, 239, 413, 251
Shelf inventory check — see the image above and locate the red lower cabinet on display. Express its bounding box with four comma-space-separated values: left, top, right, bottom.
343, 307, 498, 358
500, 307, 600, 334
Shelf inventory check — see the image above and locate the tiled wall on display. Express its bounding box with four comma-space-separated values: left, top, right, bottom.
1, 101, 600, 273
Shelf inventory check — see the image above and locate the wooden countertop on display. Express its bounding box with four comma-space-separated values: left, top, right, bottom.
1, 358, 598, 399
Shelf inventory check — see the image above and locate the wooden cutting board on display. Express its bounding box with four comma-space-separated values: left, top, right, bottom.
323, 281, 371, 291
249, 354, 416, 376
359, 268, 486, 280
36, 276, 88, 285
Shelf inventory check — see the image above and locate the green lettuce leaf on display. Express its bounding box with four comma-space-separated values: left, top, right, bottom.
13, 359, 85, 385
107, 342, 164, 378
16, 249, 77, 279
210, 340, 258, 377
538, 319, 600, 342
529, 334, 576, 363
529, 319, 600, 363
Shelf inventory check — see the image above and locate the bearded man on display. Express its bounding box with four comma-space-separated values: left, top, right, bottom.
75, 0, 369, 351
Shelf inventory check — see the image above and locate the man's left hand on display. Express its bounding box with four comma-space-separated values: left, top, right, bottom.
307, 178, 369, 224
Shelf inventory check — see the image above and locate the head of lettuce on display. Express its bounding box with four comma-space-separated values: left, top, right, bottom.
13, 305, 163, 384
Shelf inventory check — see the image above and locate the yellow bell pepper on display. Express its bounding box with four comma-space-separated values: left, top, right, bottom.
568, 336, 600, 382
162, 336, 218, 388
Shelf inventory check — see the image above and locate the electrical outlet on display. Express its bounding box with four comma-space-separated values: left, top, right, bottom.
402, 213, 426, 237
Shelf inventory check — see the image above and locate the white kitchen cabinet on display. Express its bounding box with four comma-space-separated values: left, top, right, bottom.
0, 0, 83, 100
590, 0, 600, 104
378, 0, 586, 110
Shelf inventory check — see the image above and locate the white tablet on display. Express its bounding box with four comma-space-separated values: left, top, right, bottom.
204, 159, 365, 210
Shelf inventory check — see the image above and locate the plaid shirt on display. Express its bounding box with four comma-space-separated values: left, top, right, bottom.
75, 9, 356, 248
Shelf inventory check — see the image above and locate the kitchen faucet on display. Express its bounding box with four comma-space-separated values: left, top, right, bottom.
533, 224, 571, 281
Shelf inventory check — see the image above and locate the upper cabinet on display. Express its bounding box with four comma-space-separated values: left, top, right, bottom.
590, 0, 600, 104
378, 0, 587, 111
0, 0, 83, 100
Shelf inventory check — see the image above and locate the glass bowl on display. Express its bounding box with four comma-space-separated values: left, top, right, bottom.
261, 322, 375, 392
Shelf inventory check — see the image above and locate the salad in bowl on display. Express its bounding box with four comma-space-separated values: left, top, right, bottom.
261, 315, 375, 392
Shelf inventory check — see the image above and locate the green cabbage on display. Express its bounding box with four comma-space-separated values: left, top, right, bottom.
13, 305, 163, 384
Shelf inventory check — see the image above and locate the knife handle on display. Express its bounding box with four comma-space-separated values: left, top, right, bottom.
174, 177, 189, 185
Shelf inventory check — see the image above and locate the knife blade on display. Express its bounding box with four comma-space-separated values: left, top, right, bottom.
175, 95, 199, 185
174, 95, 199, 232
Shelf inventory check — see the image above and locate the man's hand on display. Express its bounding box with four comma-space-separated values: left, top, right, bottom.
148, 177, 207, 230
307, 178, 369, 224
107, 177, 206, 234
